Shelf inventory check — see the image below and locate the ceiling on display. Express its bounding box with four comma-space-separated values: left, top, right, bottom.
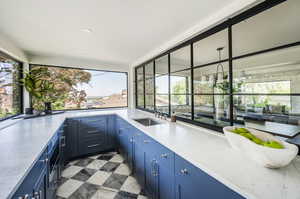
0, 0, 256, 67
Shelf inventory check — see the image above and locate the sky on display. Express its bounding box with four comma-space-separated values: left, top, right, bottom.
78, 70, 127, 97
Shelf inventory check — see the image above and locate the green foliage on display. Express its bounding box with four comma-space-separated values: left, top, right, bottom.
21, 66, 91, 110
172, 79, 187, 105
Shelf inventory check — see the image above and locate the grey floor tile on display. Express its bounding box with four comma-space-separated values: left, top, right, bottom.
68, 183, 100, 199
91, 187, 118, 199
87, 170, 112, 186
75, 158, 94, 167
100, 162, 120, 172
120, 176, 141, 194
97, 154, 115, 161
87, 159, 107, 170
62, 165, 83, 178
57, 179, 83, 198
72, 168, 97, 182
102, 173, 128, 190
114, 191, 138, 199
57, 152, 148, 199
58, 177, 69, 187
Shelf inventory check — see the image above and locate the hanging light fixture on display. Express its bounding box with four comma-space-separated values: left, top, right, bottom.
213, 47, 226, 87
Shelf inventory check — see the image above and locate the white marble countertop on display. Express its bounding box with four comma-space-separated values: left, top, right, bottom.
1, 109, 300, 199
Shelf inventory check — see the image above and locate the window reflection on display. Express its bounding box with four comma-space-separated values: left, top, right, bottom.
171, 45, 190, 72
232, 0, 300, 57
194, 95, 230, 127
233, 95, 300, 126
233, 45, 300, 94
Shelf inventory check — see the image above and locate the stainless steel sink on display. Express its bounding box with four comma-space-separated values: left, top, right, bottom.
133, 118, 161, 126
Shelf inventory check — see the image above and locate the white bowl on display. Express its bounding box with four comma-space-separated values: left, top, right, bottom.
223, 126, 299, 169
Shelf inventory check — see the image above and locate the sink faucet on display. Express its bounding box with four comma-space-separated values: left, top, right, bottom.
155, 111, 167, 120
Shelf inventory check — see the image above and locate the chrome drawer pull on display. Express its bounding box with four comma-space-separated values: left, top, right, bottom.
144, 140, 150, 144
87, 130, 98, 134
180, 168, 188, 175
61, 135, 66, 147
40, 158, 48, 163
161, 153, 168, 158
87, 119, 103, 122
88, 144, 100, 148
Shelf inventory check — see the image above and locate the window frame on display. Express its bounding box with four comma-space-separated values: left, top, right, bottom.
0, 51, 23, 122
29, 64, 128, 111
135, 0, 297, 132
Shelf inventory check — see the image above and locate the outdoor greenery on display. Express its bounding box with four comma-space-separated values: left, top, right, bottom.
22, 66, 91, 110
0, 60, 21, 119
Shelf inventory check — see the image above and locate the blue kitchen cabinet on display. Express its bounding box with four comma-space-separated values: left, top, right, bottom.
116, 124, 135, 171
106, 115, 117, 149
77, 116, 108, 156
175, 154, 245, 199
33, 167, 47, 199
12, 149, 48, 199
143, 137, 175, 199
65, 118, 79, 160
156, 143, 175, 199
144, 143, 159, 199
66, 115, 116, 158
133, 131, 146, 187
117, 126, 129, 159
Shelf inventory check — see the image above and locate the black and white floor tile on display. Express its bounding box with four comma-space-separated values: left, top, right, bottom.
57, 152, 148, 199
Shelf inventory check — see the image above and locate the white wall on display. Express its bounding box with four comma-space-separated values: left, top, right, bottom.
0, 32, 28, 62
29, 54, 129, 72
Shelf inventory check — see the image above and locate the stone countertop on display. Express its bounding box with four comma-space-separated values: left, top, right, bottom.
0, 109, 300, 199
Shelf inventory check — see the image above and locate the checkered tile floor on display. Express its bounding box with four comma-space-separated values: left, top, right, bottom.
57, 152, 148, 199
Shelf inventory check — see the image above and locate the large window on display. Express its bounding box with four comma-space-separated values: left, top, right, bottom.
135, 0, 300, 132
0, 53, 22, 120
31, 65, 127, 110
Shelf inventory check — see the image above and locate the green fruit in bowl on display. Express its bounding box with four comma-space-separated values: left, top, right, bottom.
232, 128, 250, 134
263, 140, 284, 149
252, 137, 264, 145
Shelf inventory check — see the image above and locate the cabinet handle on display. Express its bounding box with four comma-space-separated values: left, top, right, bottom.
88, 144, 100, 148
61, 135, 66, 147
33, 191, 40, 199
18, 194, 30, 199
143, 140, 150, 144
40, 158, 48, 163
130, 138, 134, 143
87, 119, 102, 122
161, 153, 168, 158
177, 184, 182, 199
151, 159, 158, 177
87, 130, 98, 134
180, 168, 188, 175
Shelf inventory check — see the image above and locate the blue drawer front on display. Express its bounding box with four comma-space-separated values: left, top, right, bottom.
175, 154, 245, 199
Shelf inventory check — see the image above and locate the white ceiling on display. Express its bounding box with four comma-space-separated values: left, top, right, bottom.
0, 0, 259, 67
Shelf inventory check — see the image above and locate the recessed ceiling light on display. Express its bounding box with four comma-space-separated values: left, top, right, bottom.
81, 28, 93, 33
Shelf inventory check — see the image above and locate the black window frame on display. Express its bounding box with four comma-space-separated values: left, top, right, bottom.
135, 0, 295, 132
0, 51, 23, 122
29, 64, 128, 111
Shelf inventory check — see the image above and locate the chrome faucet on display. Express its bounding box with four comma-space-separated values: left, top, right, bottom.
154, 111, 167, 120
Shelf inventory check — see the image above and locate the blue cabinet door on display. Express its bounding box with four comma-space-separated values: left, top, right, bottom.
33, 167, 47, 199
117, 127, 129, 159
156, 145, 175, 199
77, 116, 108, 156
143, 138, 159, 199
106, 115, 117, 149
12, 149, 48, 199
175, 155, 245, 199
134, 132, 146, 187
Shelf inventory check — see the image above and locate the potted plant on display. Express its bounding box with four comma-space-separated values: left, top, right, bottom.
20, 67, 56, 114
